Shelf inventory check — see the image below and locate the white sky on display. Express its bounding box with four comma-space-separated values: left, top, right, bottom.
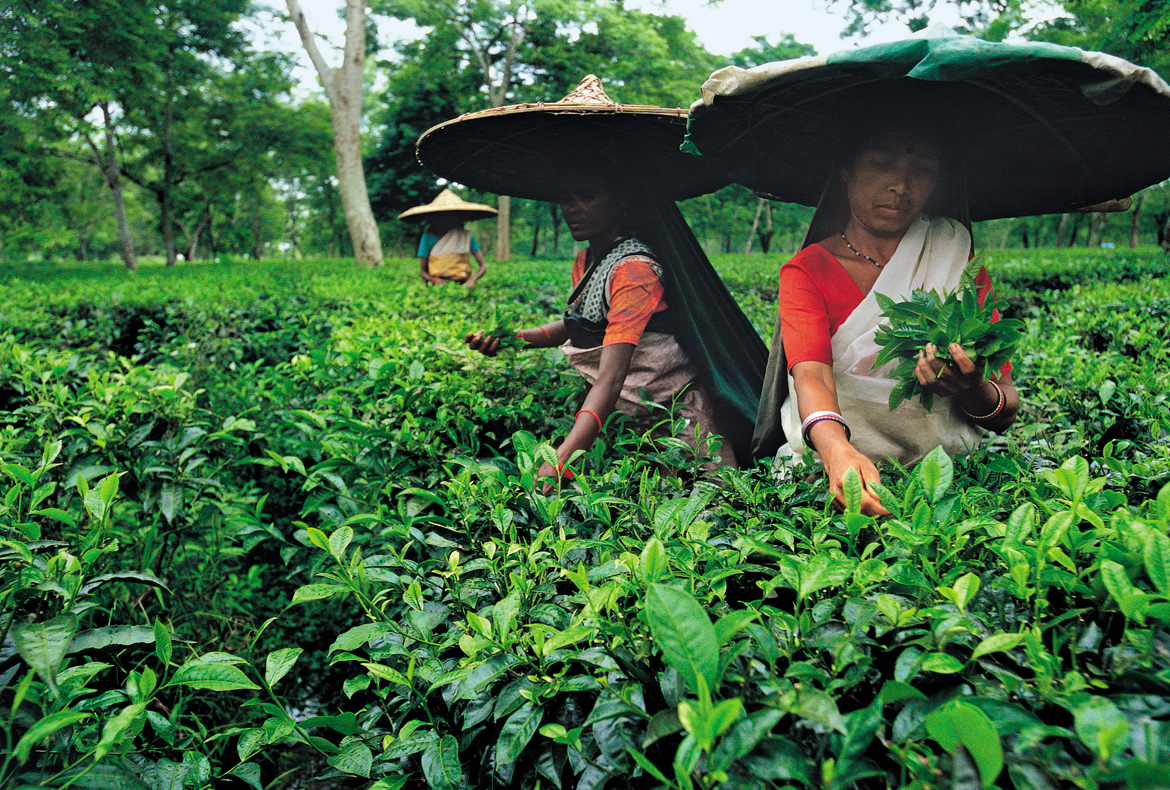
254, 0, 944, 91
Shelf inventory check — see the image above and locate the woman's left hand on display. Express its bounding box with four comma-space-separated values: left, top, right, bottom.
916, 342, 984, 398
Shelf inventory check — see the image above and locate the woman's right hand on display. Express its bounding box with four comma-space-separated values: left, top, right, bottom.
819, 442, 891, 516
464, 329, 502, 357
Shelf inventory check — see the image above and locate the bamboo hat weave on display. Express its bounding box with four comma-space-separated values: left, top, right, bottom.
416, 75, 729, 201
396, 188, 498, 222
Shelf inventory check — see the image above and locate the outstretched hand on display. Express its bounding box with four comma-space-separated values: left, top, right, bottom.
819, 442, 891, 517
464, 329, 502, 357
916, 342, 984, 399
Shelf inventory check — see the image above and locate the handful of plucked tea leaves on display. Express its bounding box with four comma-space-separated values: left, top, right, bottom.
872, 286, 1024, 411
484, 306, 527, 352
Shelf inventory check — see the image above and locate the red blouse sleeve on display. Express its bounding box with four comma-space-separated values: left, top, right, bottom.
974, 266, 1014, 378
780, 245, 863, 370
603, 255, 666, 346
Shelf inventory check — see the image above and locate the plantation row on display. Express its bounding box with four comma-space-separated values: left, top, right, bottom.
1, 248, 1169, 789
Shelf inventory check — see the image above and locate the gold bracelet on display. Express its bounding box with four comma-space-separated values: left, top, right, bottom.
962, 380, 1005, 421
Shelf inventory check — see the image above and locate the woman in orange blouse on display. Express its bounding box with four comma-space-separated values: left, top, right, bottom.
465, 171, 733, 484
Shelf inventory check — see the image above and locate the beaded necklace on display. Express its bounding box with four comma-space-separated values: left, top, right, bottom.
840, 232, 884, 268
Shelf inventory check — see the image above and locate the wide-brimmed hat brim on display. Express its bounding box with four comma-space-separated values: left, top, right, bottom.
417, 78, 730, 202
684, 32, 1170, 220
397, 189, 498, 221
397, 206, 498, 223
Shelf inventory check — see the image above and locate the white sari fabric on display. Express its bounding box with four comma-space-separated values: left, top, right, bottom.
778, 215, 983, 466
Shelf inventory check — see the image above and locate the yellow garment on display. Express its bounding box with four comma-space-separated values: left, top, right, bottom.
427, 229, 473, 280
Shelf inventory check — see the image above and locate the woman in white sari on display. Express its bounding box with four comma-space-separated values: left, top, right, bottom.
775, 126, 1019, 516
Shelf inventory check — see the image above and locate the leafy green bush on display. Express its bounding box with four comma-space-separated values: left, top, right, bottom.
0, 250, 1168, 788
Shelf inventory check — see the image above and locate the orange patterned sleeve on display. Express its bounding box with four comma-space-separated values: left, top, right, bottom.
603, 256, 666, 346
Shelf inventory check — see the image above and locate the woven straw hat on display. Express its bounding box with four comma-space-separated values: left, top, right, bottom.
416, 75, 729, 202
397, 188, 499, 222
684, 28, 1170, 221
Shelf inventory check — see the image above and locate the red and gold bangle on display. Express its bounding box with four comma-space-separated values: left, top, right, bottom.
962, 380, 1005, 421
576, 409, 604, 433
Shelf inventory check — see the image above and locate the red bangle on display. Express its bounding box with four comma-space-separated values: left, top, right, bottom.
576, 409, 603, 432
556, 461, 574, 479
540, 325, 553, 341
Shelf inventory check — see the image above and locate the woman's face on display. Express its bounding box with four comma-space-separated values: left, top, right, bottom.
559, 179, 626, 244
841, 130, 941, 238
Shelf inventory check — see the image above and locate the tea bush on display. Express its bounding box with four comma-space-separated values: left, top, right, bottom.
0, 248, 1168, 789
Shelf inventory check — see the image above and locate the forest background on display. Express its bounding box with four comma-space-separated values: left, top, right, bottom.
4, 0, 1170, 272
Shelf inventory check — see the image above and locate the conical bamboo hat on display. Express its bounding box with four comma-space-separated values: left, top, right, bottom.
397, 188, 498, 221
416, 75, 729, 201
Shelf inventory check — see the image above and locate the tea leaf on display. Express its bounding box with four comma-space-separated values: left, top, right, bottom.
421, 735, 462, 790
972, 632, 1023, 660
925, 701, 1003, 787
646, 584, 718, 694
265, 647, 303, 687
13, 613, 78, 693
13, 710, 89, 763
1142, 530, 1170, 595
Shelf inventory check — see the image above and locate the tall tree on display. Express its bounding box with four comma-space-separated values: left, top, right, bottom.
366, 62, 468, 221
285, 0, 384, 266
0, 0, 158, 269
727, 33, 817, 67
0, 0, 289, 268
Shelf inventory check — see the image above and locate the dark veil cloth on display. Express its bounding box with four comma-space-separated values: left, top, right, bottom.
632, 200, 767, 466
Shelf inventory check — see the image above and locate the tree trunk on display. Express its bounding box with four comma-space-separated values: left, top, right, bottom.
160, 190, 178, 267
1161, 213, 1170, 253
1129, 192, 1144, 248
85, 103, 137, 271
530, 201, 542, 257
161, 98, 178, 267
1069, 214, 1084, 247
497, 195, 511, 261
550, 202, 561, 255
745, 199, 763, 257
252, 206, 264, 260
1055, 213, 1071, 249
1087, 212, 1104, 248
187, 207, 210, 261
467, 15, 525, 262
759, 200, 774, 253
287, 0, 383, 267
998, 217, 1015, 249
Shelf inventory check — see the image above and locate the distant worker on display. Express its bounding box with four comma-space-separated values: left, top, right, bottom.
398, 189, 497, 289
